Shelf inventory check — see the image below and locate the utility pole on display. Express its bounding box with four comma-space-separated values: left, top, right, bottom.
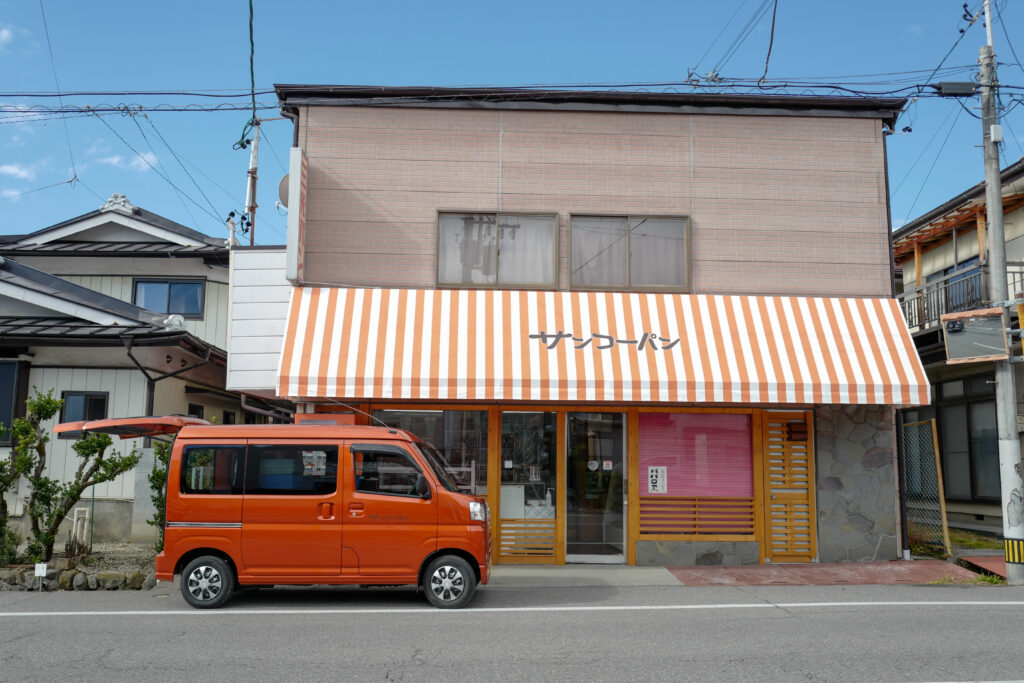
980, 0, 1024, 585
244, 121, 261, 246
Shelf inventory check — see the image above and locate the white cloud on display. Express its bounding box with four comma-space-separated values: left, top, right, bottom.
129, 152, 157, 171
903, 24, 924, 39
2, 189, 22, 201
0, 163, 35, 181
99, 152, 157, 172
0, 27, 13, 51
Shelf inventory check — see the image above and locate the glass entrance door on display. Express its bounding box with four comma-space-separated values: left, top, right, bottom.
566, 413, 625, 562
498, 412, 558, 562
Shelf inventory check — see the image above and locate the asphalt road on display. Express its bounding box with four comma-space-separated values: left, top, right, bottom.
2, 582, 1023, 682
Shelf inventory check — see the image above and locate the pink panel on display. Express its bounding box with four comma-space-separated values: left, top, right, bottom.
638, 413, 753, 496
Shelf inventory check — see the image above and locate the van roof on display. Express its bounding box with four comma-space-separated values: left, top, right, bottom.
176, 423, 420, 441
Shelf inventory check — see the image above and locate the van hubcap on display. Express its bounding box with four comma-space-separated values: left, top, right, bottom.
186, 565, 222, 602
430, 565, 464, 602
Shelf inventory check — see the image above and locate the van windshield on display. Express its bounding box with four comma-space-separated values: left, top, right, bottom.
414, 442, 460, 493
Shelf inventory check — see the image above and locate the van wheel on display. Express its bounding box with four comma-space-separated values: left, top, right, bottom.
181, 556, 234, 609
423, 555, 476, 609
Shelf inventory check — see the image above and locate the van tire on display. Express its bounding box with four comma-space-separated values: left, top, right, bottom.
180, 555, 234, 609
423, 555, 476, 609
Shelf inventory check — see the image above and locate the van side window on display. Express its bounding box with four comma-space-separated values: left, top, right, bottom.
245, 445, 338, 495
352, 446, 424, 497
181, 446, 245, 495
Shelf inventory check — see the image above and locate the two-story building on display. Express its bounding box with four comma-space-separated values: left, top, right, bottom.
893, 157, 1024, 532
0, 193, 284, 544
228, 86, 927, 567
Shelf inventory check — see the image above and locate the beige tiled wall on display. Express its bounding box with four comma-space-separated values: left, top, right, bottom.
298, 105, 891, 297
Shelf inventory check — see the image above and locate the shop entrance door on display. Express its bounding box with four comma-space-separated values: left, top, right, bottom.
497, 412, 558, 563
565, 413, 625, 563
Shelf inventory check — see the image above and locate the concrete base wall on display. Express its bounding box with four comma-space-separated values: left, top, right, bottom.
635, 541, 759, 566
814, 404, 899, 562
9, 499, 134, 547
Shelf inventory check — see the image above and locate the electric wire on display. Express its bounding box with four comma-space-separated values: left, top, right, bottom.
758, 0, 780, 85
904, 106, 964, 224
91, 111, 222, 225
691, 0, 752, 77
893, 105, 959, 196
37, 0, 86, 195
142, 114, 223, 224
995, 0, 1024, 82
233, 0, 259, 151
128, 110, 199, 228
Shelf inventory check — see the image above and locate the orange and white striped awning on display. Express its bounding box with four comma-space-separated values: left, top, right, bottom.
277, 287, 929, 406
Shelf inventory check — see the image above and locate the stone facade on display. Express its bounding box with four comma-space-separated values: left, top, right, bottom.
815, 404, 899, 562
636, 541, 759, 567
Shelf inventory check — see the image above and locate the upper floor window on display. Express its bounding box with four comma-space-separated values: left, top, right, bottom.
437, 213, 557, 288
58, 391, 108, 439
571, 215, 690, 291
133, 279, 205, 318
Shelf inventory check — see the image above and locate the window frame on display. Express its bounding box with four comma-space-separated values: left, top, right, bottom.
435, 210, 559, 290
132, 277, 207, 320
58, 391, 109, 439
569, 213, 691, 292
351, 443, 430, 499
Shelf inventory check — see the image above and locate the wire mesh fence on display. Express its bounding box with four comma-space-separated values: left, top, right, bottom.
902, 419, 952, 557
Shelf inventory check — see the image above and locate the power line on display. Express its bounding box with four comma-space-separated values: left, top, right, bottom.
91, 111, 222, 225
903, 106, 964, 223
691, 0, 752, 77
128, 111, 199, 227
758, 0, 780, 85
893, 106, 959, 196
37, 0, 78, 182
142, 115, 223, 223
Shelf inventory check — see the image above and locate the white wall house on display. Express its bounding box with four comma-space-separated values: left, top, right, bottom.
0, 194, 258, 544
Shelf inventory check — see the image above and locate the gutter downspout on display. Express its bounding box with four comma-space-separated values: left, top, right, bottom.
281, 105, 300, 147
884, 126, 912, 558
241, 394, 294, 423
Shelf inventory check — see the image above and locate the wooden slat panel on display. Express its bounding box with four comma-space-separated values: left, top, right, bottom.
763, 412, 817, 562
498, 518, 556, 558
638, 497, 755, 535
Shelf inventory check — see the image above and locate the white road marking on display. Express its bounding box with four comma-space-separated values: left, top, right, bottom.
1, 600, 1024, 618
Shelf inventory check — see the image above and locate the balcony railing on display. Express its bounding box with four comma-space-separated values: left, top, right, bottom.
898, 262, 1024, 330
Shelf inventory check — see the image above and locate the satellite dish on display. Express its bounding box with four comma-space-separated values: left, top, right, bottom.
278, 174, 289, 208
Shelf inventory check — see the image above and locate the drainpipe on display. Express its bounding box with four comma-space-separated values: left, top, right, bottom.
241, 394, 294, 423
281, 105, 300, 147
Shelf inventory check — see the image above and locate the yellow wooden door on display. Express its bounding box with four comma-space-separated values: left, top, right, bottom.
762, 411, 817, 563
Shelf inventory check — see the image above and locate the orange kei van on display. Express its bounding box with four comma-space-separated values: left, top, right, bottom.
54, 416, 490, 609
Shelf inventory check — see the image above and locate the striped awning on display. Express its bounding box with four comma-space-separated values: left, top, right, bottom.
277, 287, 929, 406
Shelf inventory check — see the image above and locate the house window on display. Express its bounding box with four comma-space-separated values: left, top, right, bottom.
571, 215, 689, 290
437, 213, 557, 287
222, 411, 236, 425
0, 362, 18, 445
58, 391, 108, 439
187, 404, 204, 420
133, 279, 205, 318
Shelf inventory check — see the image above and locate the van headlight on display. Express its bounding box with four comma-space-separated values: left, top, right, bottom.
469, 501, 487, 521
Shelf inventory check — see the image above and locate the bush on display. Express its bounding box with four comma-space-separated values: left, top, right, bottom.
147, 440, 171, 552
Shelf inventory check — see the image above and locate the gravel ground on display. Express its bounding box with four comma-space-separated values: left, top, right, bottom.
60, 543, 157, 575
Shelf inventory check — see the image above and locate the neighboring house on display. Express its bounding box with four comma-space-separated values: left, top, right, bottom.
227, 85, 927, 567
0, 193, 281, 545
893, 157, 1024, 532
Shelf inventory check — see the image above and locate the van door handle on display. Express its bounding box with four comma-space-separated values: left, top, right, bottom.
318, 502, 335, 520
348, 503, 364, 518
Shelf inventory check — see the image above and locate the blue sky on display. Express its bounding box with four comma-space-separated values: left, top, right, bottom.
0, 0, 1022, 242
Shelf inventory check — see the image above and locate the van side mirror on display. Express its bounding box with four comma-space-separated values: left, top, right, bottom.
415, 473, 431, 499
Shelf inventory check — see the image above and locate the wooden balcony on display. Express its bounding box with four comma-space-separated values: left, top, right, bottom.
898, 262, 1024, 331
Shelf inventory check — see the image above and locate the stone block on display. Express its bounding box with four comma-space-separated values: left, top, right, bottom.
95, 571, 126, 590
87, 574, 98, 590
0, 568, 14, 585
863, 447, 891, 469
51, 558, 76, 571
126, 571, 145, 590
819, 476, 843, 491
72, 571, 88, 591
850, 422, 875, 445
58, 570, 78, 591
143, 575, 157, 591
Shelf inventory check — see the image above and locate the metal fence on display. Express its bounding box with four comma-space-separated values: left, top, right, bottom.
901, 419, 951, 557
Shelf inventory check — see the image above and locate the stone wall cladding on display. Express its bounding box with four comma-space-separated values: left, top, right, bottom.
0, 563, 156, 592
636, 541, 759, 566
815, 404, 899, 562
298, 106, 891, 297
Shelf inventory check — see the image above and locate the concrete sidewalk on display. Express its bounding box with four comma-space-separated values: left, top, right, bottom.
489, 560, 981, 588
